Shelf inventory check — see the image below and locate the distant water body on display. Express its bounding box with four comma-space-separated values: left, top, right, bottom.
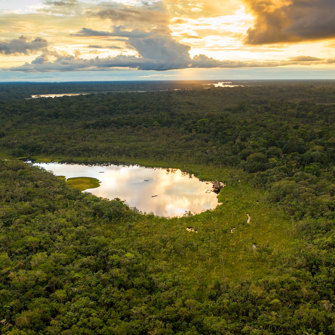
31, 93, 88, 99
34, 163, 220, 217
206, 82, 244, 88
30, 83, 243, 99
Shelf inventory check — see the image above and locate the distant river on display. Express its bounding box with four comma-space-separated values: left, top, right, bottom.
34, 163, 220, 217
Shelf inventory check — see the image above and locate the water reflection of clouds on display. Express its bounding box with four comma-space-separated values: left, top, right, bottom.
35, 163, 219, 217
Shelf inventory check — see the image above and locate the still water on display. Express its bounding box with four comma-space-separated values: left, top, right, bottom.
210, 82, 244, 88
35, 163, 220, 217
31, 93, 88, 99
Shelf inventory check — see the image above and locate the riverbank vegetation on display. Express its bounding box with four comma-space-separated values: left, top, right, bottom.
1, 82, 335, 333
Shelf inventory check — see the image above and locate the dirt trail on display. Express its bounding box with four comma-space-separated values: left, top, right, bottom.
247, 214, 251, 224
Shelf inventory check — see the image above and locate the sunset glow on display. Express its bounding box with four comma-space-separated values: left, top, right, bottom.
1, 0, 335, 80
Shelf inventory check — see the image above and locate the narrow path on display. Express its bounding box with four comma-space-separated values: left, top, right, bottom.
247, 213, 251, 224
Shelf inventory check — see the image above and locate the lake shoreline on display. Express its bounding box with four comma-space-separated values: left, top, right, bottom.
32, 161, 220, 218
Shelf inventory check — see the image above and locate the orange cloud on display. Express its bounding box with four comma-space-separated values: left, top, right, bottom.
244, 0, 335, 44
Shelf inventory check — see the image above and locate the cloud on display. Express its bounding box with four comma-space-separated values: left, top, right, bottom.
178, 33, 201, 40
190, 54, 277, 68
88, 45, 123, 50
44, 0, 78, 6
191, 53, 330, 68
12, 42, 333, 73
0, 36, 48, 55
72, 28, 114, 37
94, 1, 168, 32
12, 53, 143, 72
3, 0, 334, 73
71, 27, 191, 70
244, 0, 335, 44
165, 0, 240, 19
73, 26, 148, 38
107, 26, 149, 38
41, 0, 168, 31
127, 33, 191, 70
11, 31, 192, 72
289, 56, 322, 62
42, 0, 82, 15
7, 21, 332, 73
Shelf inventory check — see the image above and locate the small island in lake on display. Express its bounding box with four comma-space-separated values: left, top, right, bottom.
66, 177, 101, 191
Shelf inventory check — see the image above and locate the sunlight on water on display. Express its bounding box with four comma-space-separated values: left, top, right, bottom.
213, 82, 243, 88
34, 163, 220, 217
31, 93, 88, 99
202, 82, 244, 89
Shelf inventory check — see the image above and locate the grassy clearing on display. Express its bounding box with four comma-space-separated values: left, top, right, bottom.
17, 154, 297, 281
94, 160, 296, 283
66, 177, 100, 191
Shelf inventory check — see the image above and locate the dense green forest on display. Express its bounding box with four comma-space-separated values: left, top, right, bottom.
1, 82, 335, 334
0, 81, 211, 100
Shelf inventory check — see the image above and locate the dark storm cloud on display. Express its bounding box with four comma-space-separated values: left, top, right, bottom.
0, 36, 48, 55
244, 0, 335, 44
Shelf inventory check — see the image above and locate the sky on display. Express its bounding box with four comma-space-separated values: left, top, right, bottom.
0, 0, 335, 81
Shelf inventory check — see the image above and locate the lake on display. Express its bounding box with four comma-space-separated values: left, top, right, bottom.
210, 82, 244, 88
31, 93, 88, 99
34, 163, 220, 217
